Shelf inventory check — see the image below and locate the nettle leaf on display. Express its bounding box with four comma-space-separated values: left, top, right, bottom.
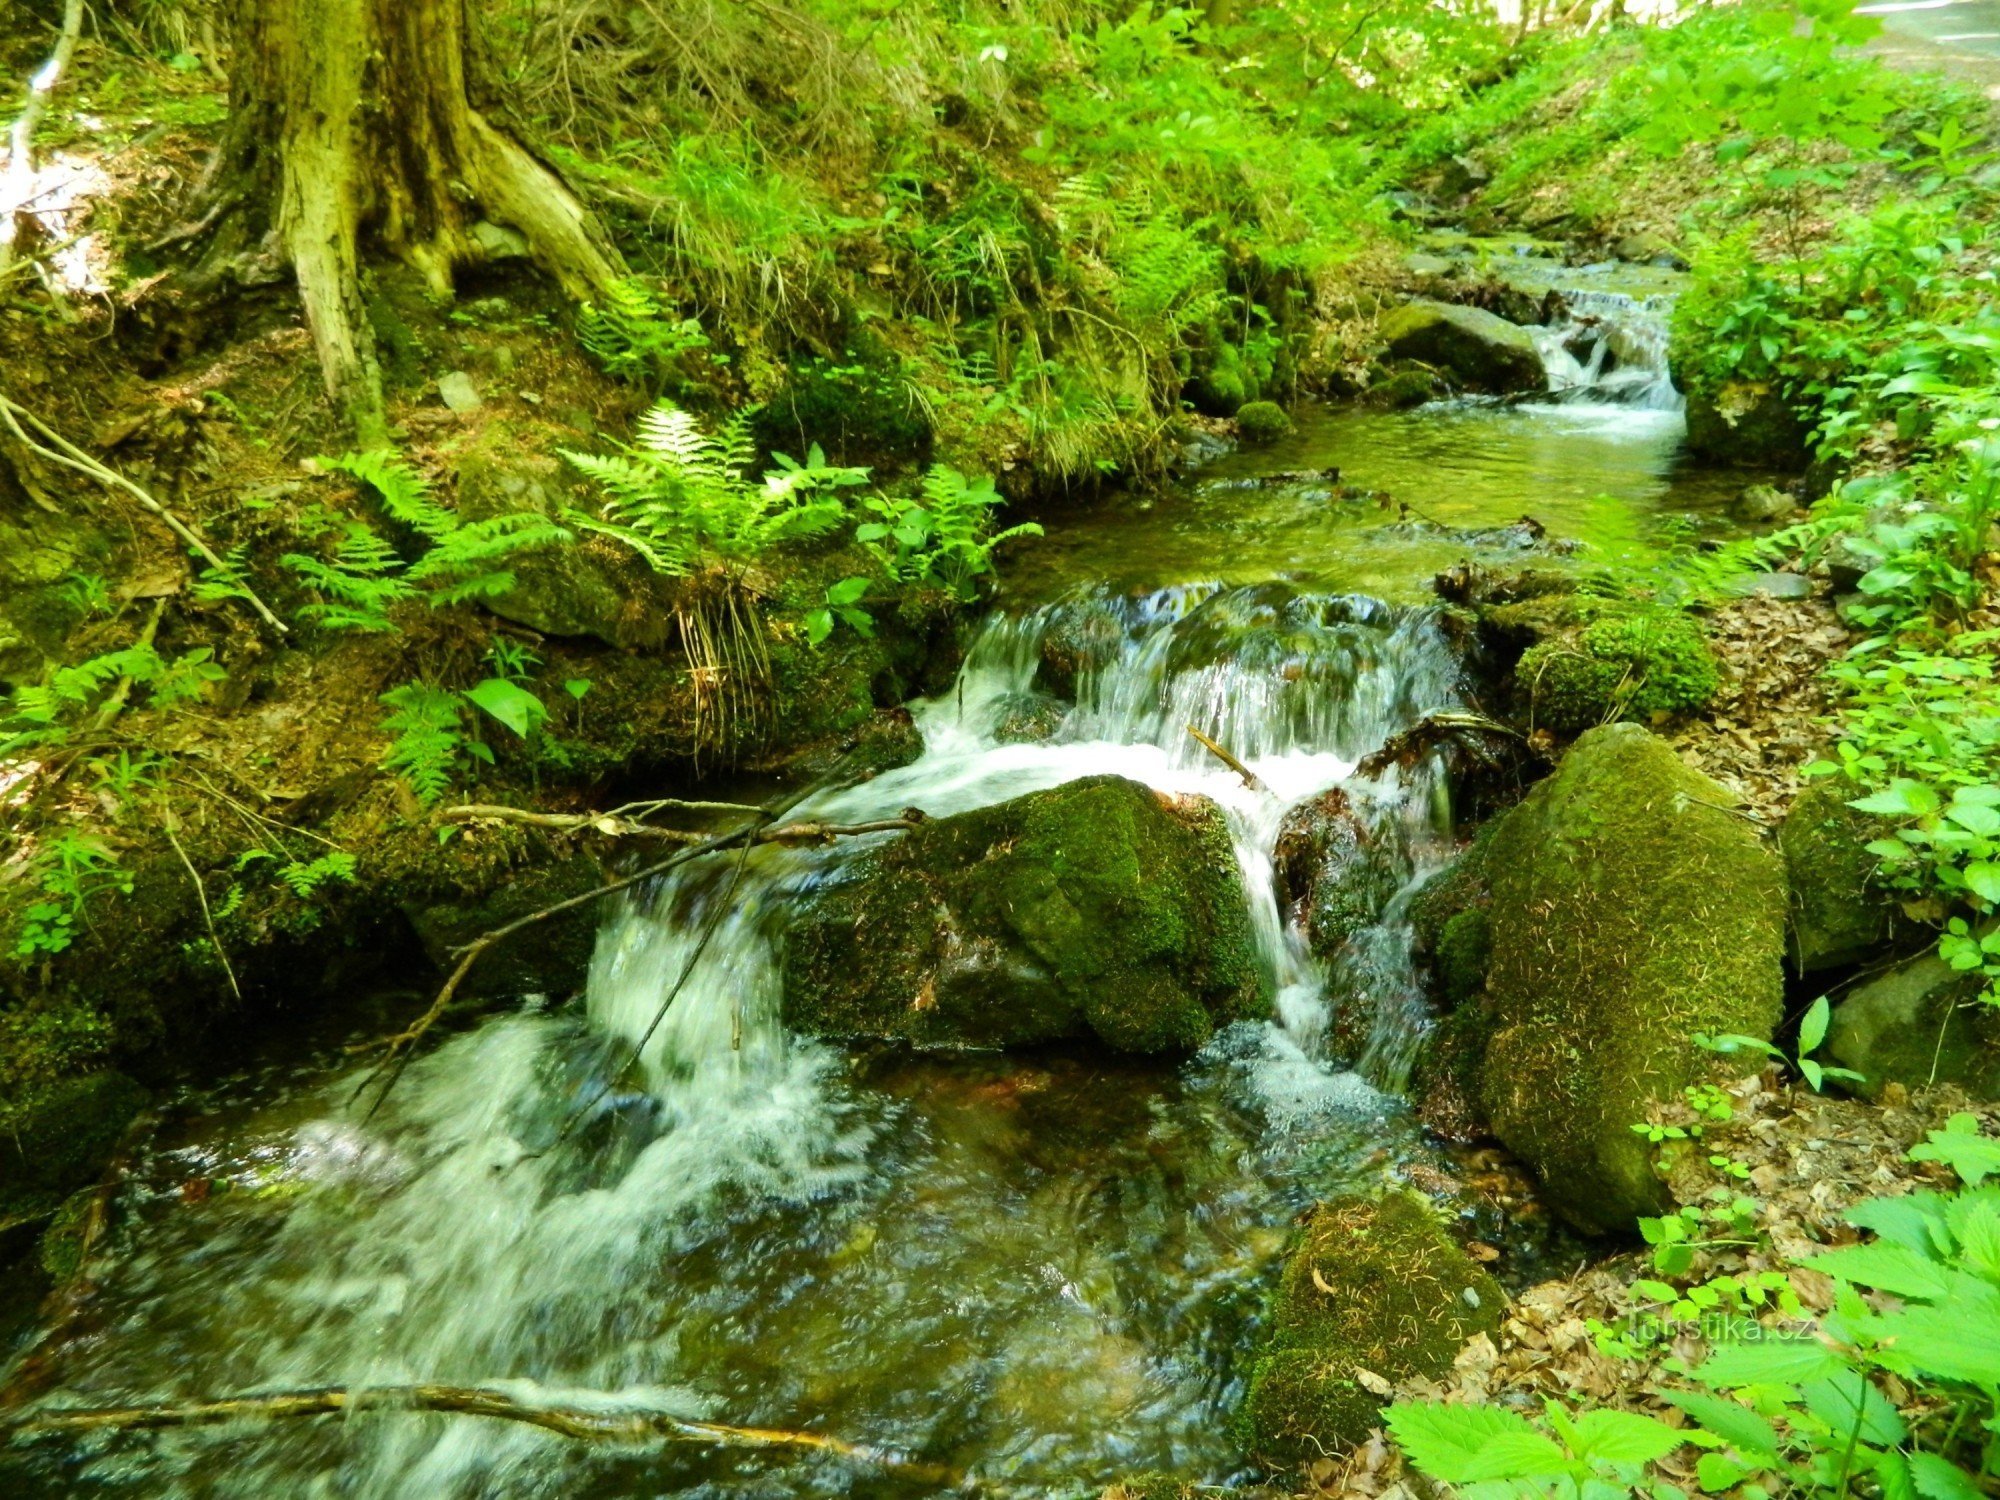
1908, 1451, 1986, 1500
1799, 1370, 1907, 1448
1847, 1191, 1954, 1255
1801, 1242, 1949, 1300
463, 678, 547, 740
1910, 1113, 2000, 1187
1385, 1403, 1557, 1484
1567, 1409, 1686, 1466
1850, 779, 1942, 818
1697, 1336, 1848, 1388
1659, 1389, 1782, 1465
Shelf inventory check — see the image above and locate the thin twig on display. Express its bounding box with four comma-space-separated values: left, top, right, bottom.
161, 815, 240, 1003
0, 1383, 958, 1483
1187, 725, 1264, 791
0, 393, 289, 636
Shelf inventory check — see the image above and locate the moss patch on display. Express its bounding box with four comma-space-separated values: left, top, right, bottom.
1516, 610, 1718, 734
782, 775, 1267, 1052
1243, 1191, 1502, 1465
1235, 400, 1293, 445
1478, 724, 1785, 1234
1778, 777, 1902, 972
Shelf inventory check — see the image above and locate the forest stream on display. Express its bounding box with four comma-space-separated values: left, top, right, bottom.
0, 262, 1765, 1498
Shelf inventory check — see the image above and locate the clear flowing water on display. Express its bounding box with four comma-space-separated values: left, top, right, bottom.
2, 273, 1746, 1498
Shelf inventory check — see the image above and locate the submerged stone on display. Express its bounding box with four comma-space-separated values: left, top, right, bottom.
781, 775, 1267, 1053
1477, 724, 1785, 1234
1243, 1191, 1501, 1463
1377, 300, 1545, 394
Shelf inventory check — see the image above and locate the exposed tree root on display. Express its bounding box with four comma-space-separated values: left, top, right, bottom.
1, 1383, 960, 1483
0, 392, 289, 636
1187, 725, 1264, 791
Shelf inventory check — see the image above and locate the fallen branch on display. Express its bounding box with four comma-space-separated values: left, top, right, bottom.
0, 1383, 958, 1482
0, 393, 289, 636
349, 800, 927, 1116
1187, 725, 1264, 791
440, 798, 764, 841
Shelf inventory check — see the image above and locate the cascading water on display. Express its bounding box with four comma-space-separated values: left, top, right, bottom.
3, 584, 1473, 1500
1532, 288, 1682, 411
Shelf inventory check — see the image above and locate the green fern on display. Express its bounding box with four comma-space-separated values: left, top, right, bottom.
278, 852, 359, 900
282, 523, 414, 633
323, 451, 458, 543
561, 401, 869, 577
578, 277, 715, 390
378, 682, 469, 807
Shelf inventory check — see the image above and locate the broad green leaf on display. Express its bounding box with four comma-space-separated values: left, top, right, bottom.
1872, 1292, 2000, 1384
1568, 1409, 1686, 1465
1697, 1336, 1847, 1387
1385, 1403, 1553, 1484
1799, 1370, 1906, 1448
462, 677, 547, 739
1910, 1114, 2000, 1186
827, 575, 871, 607
1798, 995, 1830, 1056
1659, 1389, 1782, 1463
1965, 862, 2000, 906
1800, 1242, 1950, 1300
1696, 1453, 1752, 1492
1847, 1192, 1953, 1255
1908, 1451, 1985, 1500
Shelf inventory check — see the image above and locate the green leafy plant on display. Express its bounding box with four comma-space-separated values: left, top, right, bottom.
378, 682, 473, 808
855, 462, 1041, 603
14, 832, 135, 957
1386, 1397, 1686, 1494
1696, 995, 1864, 1093
277, 852, 358, 901
2, 642, 226, 755
578, 277, 721, 393
804, 577, 874, 647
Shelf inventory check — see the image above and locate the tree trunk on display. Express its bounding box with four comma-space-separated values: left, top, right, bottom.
207, 0, 625, 443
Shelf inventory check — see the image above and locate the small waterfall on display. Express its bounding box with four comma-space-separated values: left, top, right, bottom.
1532, 288, 1682, 410
12, 582, 1469, 1499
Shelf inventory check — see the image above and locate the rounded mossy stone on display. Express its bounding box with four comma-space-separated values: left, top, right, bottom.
781, 775, 1268, 1053
1368, 365, 1440, 409
1243, 1191, 1502, 1464
1515, 611, 1718, 734
1778, 777, 1902, 972
1827, 939, 2000, 1101
1234, 400, 1292, 445
1377, 300, 1544, 394
1477, 724, 1786, 1235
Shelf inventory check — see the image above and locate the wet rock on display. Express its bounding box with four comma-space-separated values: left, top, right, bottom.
0, 1070, 148, 1223
1234, 400, 1292, 445
1366, 364, 1440, 408
400, 848, 613, 1000
1273, 788, 1401, 964
1477, 724, 1786, 1234
1614, 231, 1687, 270
1732, 483, 1799, 524
1683, 380, 1810, 471
1827, 936, 2000, 1101
1514, 609, 1718, 733
1377, 300, 1545, 394
1036, 598, 1127, 699
781, 775, 1267, 1053
992, 691, 1067, 744
1243, 1191, 1502, 1463
1779, 778, 1907, 973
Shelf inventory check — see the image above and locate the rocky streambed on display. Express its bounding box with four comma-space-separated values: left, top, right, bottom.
6, 261, 1947, 1499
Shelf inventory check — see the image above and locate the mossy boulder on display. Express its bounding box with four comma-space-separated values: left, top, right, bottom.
1515, 611, 1718, 734
781, 775, 1267, 1052
1243, 1191, 1502, 1463
1827, 937, 2000, 1101
1273, 788, 1401, 965
0, 1070, 148, 1225
1683, 379, 1810, 471
1478, 724, 1786, 1233
1367, 364, 1441, 409
1778, 778, 1903, 972
992, 690, 1068, 744
399, 847, 614, 999
1235, 400, 1293, 445
1378, 300, 1545, 394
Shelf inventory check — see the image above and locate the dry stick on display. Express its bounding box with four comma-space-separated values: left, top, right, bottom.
0, 1384, 960, 1482
0, 0, 84, 277
348, 803, 925, 1117
161, 817, 241, 1003
1187, 725, 1264, 792
440, 798, 765, 840
0, 394, 289, 636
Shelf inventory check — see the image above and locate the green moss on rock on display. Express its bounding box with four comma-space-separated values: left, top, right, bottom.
1826, 937, 2000, 1101
1243, 1191, 1502, 1463
1378, 300, 1544, 394
1235, 400, 1292, 445
0, 1070, 148, 1223
782, 775, 1267, 1052
1778, 778, 1902, 972
1516, 610, 1718, 734
1478, 724, 1785, 1234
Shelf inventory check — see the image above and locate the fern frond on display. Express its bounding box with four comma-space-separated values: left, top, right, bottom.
323, 451, 457, 542
559, 507, 693, 576
378, 682, 467, 807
